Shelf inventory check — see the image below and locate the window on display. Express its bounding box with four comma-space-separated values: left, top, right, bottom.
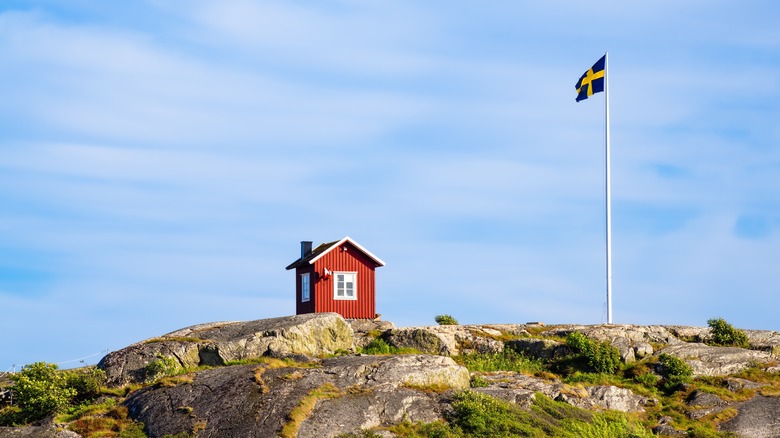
334, 272, 357, 300
301, 273, 310, 302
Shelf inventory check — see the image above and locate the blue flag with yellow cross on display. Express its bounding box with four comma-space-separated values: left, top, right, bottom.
575, 55, 606, 102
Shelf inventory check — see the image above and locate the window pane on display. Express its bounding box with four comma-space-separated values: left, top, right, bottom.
301, 273, 310, 301
334, 272, 356, 299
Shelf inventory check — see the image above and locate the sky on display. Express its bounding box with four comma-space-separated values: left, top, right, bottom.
1, 1, 779, 370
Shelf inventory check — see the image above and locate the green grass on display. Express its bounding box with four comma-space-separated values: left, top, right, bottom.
359, 338, 423, 355
385, 391, 652, 438
454, 349, 545, 375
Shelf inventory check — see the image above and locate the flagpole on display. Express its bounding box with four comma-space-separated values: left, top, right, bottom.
604, 51, 613, 324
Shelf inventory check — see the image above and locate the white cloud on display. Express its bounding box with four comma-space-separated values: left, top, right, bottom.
1, 1, 780, 367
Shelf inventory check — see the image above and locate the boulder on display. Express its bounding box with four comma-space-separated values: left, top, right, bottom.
664, 325, 710, 343
562, 385, 651, 413
348, 319, 394, 350
744, 329, 780, 355
505, 338, 570, 360
685, 389, 728, 420
657, 343, 775, 377
653, 416, 686, 437
382, 325, 505, 356
634, 342, 654, 359
0, 423, 81, 437
720, 395, 780, 438
124, 354, 469, 438
99, 313, 353, 386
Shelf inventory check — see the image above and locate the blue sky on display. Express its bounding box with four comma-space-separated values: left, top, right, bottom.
1, 1, 779, 369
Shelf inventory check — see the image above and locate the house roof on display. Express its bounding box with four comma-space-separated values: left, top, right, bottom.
285, 236, 385, 270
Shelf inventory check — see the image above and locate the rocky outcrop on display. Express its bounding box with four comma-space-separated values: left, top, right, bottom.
539, 324, 680, 363
124, 354, 469, 438
0, 424, 80, 437
685, 389, 729, 420
348, 319, 394, 349
381, 324, 526, 356
744, 329, 780, 354
99, 313, 353, 386
657, 342, 775, 377
10, 318, 780, 437
505, 338, 570, 360
720, 395, 780, 438
471, 371, 652, 413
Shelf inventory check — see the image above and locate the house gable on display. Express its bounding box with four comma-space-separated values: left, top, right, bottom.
285, 236, 385, 270
287, 236, 384, 320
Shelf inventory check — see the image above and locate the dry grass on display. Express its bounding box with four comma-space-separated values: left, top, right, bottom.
192, 420, 207, 434
280, 371, 305, 381
558, 384, 589, 399
254, 358, 303, 394
710, 407, 739, 424
156, 374, 194, 388
279, 383, 342, 438
64, 400, 145, 438
759, 384, 780, 397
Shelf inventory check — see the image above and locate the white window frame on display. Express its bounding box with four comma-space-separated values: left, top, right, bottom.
333, 271, 357, 300
301, 273, 310, 302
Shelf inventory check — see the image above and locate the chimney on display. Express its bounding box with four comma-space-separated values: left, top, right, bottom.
301, 241, 313, 259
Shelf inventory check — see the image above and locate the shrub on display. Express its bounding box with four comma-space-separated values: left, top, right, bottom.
470, 375, 490, 388
360, 338, 393, 355
65, 367, 106, 404
658, 353, 693, 393
143, 355, 180, 383
707, 318, 750, 348
5, 362, 76, 423
565, 332, 621, 374
435, 314, 459, 326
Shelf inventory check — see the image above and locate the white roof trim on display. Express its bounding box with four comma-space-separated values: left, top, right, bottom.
308, 236, 385, 267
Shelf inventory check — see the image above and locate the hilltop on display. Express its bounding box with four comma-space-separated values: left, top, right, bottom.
2, 313, 780, 437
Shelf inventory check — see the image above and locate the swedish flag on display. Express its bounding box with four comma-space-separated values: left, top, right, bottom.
575, 55, 606, 102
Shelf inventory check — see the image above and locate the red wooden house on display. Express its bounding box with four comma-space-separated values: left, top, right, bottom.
285, 237, 385, 319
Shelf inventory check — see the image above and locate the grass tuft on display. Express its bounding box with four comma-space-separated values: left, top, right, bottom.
280, 383, 342, 438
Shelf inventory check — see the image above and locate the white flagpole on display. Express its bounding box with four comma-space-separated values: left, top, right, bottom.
604, 52, 613, 324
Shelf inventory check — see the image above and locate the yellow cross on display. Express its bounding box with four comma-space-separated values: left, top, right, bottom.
578, 68, 604, 97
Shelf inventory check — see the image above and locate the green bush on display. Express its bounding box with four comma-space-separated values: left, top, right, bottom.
5, 362, 76, 424
435, 315, 459, 326
658, 353, 693, 393
119, 422, 148, 438
143, 355, 180, 383
65, 367, 106, 404
470, 375, 490, 388
360, 338, 393, 355
0, 406, 24, 426
707, 318, 750, 348
633, 372, 659, 388
565, 332, 621, 374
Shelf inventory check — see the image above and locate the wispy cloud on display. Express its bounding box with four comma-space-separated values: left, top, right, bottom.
1, 1, 779, 367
